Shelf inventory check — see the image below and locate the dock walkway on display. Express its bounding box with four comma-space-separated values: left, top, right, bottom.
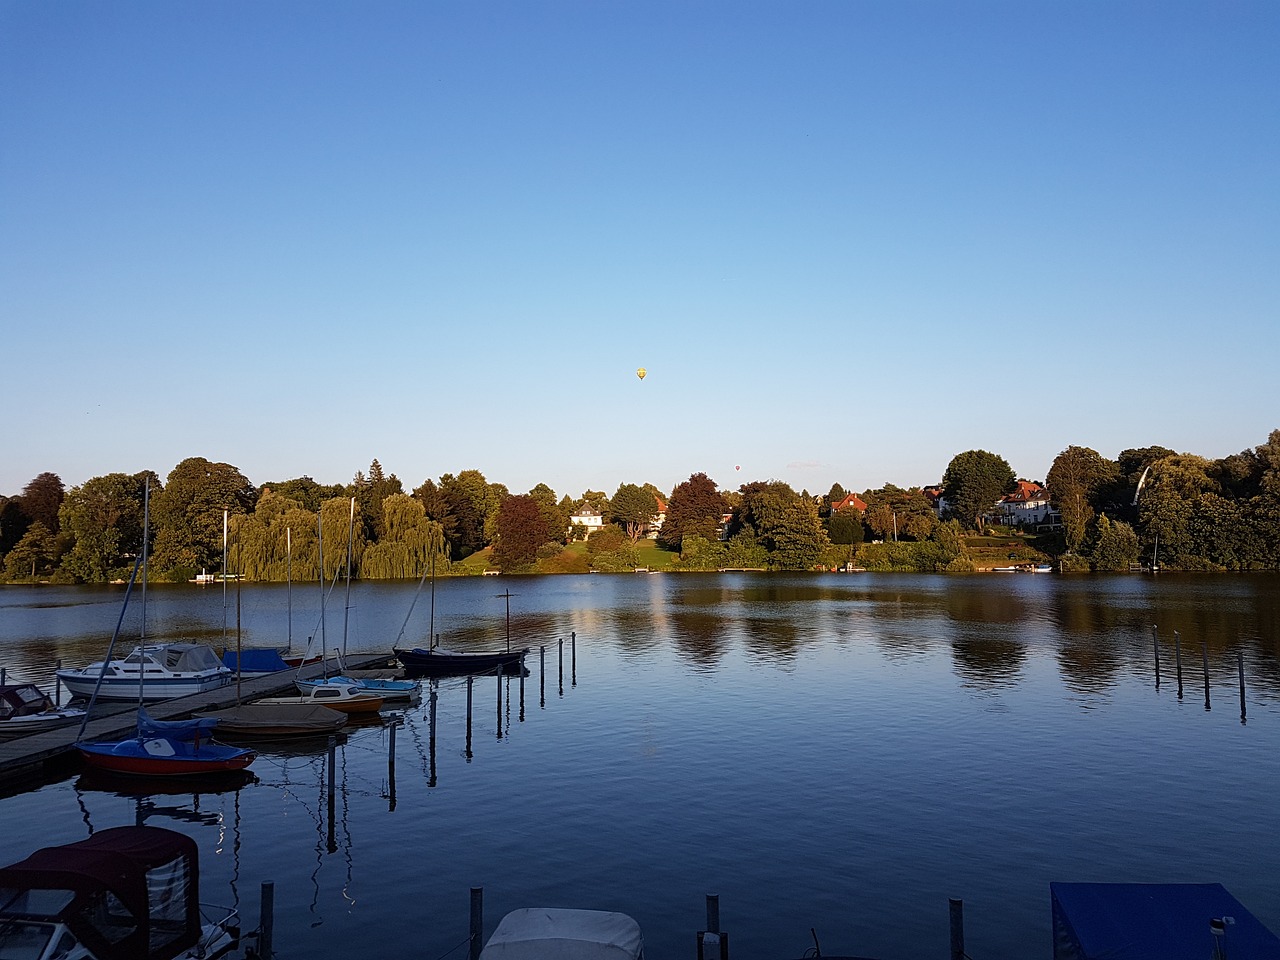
0, 653, 394, 789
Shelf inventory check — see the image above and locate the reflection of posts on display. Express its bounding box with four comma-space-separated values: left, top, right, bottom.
1174, 630, 1184, 697
428, 685, 438, 787
465, 676, 474, 760
388, 718, 398, 811
1202, 640, 1211, 711
326, 736, 337, 854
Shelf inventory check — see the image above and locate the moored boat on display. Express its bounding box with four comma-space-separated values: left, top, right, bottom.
0, 682, 86, 741
0, 825, 240, 960
57, 643, 233, 701
480, 908, 644, 960
296, 673, 421, 701
76, 711, 255, 777
395, 646, 528, 677
194, 702, 349, 737
255, 681, 384, 715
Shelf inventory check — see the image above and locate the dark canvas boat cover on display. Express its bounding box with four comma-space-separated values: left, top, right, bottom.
0, 683, 55, 718
0, 826, 200, 960
137, 708, 220, 742
1051, 883, 1280, 960
196, 703, 348, 735
222, 648, 292, 673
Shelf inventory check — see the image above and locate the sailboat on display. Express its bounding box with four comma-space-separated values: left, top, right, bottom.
394, 580, 527, 677
296, 497, 420, 701
74, 482, 256, 777
198, 513, 350, 738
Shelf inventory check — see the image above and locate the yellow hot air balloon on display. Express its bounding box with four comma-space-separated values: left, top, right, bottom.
636, 367, 647, 381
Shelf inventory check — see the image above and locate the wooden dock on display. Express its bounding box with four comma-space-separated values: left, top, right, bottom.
0, 653, 395, 791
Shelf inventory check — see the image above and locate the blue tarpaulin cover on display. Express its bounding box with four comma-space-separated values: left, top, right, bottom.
222, 648, 291, 673
1051, 883, 1280, 960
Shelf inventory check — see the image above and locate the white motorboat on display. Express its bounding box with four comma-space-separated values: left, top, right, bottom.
55, 643, 233, 701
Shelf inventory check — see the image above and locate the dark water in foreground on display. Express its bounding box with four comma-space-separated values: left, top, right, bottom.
2, 572, 1279, 960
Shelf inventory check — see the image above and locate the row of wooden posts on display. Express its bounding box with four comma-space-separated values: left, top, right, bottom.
1151, 626, 1248, 720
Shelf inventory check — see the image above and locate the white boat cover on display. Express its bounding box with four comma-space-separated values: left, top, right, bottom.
145, 644, 227, 673
481, 909, 643, 960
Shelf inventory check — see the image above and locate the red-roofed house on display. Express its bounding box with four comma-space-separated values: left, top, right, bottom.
998, 481, 1056, 528
831, 493, 868, 513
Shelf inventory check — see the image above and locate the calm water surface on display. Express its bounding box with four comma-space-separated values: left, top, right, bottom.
2, 572, 1279, 960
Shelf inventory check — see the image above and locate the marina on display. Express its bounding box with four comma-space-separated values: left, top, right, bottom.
0, 572, 1279, 959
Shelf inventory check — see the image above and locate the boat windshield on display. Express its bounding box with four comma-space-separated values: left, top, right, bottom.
0, 918, 58, 959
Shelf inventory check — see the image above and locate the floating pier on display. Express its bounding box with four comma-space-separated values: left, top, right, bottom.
0, 653, 393, 789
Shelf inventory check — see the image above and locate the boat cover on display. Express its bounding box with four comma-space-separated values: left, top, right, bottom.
1051, 883, 1280, 960
481, 908, 644, 960
195, 703, 349, 734
222, 648, 292, 673
0, 825, 200, 960
137, 708, 220, 741
0, 682, 55, 718
133, 643, 226, 673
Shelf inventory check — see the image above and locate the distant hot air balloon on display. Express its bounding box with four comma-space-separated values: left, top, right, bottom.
636, 367, 647, 381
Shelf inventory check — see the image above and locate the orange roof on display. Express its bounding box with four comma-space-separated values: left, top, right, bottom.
1002, 481, 1047, 504
832, 493, 867, 512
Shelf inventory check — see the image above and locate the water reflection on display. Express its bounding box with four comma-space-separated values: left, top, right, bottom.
948, 624, 1027, 688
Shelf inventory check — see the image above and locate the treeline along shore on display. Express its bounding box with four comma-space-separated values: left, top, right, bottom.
3, 427, 1280, 583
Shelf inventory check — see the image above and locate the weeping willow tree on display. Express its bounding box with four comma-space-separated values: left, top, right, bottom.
229, 490, 325, 581
359, 493, 449, 579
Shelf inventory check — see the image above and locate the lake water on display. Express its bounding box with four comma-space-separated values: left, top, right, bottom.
2, 572, 1280, 960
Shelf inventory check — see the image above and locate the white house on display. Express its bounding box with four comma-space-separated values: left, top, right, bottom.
570, 505, 606, 540
997, 481, 1057, 528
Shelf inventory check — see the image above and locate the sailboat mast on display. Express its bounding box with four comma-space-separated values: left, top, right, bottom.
342, 496, 354, 665
318, 512, 326, 671
137, 479, 150, 725
221, 509, 229, 651
286, 526, 293, 653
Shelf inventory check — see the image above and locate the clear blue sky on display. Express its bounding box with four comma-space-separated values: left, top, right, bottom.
3, 1, 1277, 501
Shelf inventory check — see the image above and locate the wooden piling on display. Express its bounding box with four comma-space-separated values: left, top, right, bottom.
571, 631, 577, 687
466, 676, 474, 759
706, 893, 720, 933
470, 887, 484, 960
519, 666, 525, 722
496, 669, 502, 738
1174, 630, 1183, 697
327, 737, 336, 797
540, 645, 546, 708
949, 899, 965, 960
55, 660, 62, 706
388, 718, 398, 806
1202, 639, 1211, 710
259, 881, 274, 960
1238, 650, 1246, 722
1152, 625, 1160, 687
558, 638, 564, 697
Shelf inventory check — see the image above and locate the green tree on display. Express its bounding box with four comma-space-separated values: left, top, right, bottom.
529, 483, 570, 544
1046, 446, 1117, 553
610, 483, 659, 542
1135, 454, 1217, 567
360, 494, 446, 579
941, 450, 1016, 532
3, 522, 56, 580
21, 472, 66, 536
58, 473, 145, 582
260, 476, 344, 513
658, 473, 726, 551
151, 458, 256, 575
492, 494, 549, 571
1087, 515, 1140, 571
734, 481, 829, 569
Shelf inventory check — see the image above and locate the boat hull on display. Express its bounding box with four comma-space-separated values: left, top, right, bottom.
76, 738, 255, 776
0, 709, 86, 741
57, 673, 232, 701
395, 646, 528, 677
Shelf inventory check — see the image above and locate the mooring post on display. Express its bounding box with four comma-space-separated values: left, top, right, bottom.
388, 718, 398, 808
470, 887, 484, 960
571, 631, 577, 686
496, 669, 502, 738
540, 645, 546, 708
706, 894, 720, 934
428, 684, 439, 787
1, 668, 5, 687
1174, 630, 1183, 697
327, 737, 336, 798
259, 881, 275, 960
326, 736, 337, 853
1202, 639, 1211, 710
55, 659, 62, 705
466, 675, 474, 759
949, 899, 965, 960
1238, 650, 1247, 722
558, 638, 564, 696
1152, 625, 1160, 687
519, 662, 526, 722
